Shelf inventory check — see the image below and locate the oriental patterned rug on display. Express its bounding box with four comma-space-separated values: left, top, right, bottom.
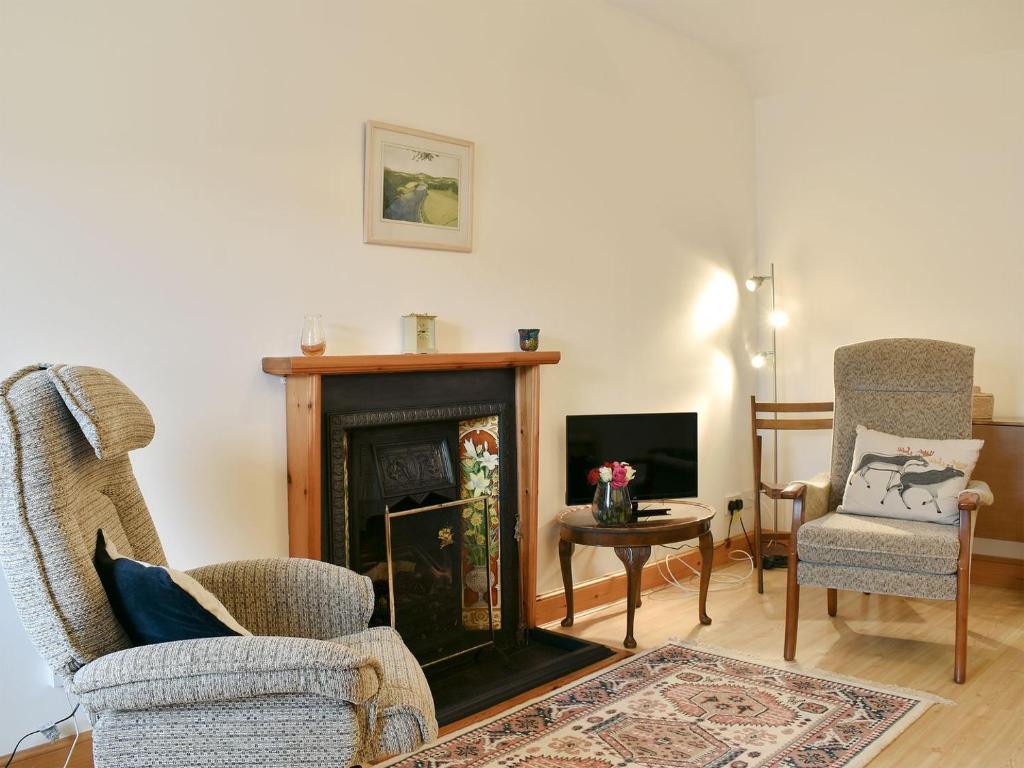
384, 641, 946, 768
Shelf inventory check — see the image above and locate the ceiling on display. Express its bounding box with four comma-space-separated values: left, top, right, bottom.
608, 0, 1024, 96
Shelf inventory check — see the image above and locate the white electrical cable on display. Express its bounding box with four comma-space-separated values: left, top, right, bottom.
656, 543, 754, 593
61, 690, 79, 768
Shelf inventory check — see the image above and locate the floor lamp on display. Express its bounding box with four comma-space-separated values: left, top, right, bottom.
746, 264, 789, 549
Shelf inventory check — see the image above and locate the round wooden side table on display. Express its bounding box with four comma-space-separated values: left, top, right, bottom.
558, 501, 716, 648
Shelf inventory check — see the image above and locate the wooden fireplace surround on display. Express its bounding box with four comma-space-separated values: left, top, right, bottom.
262, 351, 561, 627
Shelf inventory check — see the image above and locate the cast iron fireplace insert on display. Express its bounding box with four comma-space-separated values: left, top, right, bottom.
322, 370, 613, 724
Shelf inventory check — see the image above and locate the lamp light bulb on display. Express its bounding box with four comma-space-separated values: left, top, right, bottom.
751, 353, 767, 369
768, 309, 789, 328
745, 277, 760, 292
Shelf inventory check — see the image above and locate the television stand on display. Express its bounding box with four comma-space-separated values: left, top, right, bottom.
558, 501, 715, 647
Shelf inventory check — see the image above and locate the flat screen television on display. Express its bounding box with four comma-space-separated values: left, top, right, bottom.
565, 412, 698, 505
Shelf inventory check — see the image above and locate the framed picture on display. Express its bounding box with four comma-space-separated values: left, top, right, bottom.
364, 121, 474, 252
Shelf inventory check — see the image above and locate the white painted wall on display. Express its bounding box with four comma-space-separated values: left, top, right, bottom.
754, 47, 1024, 537
0, 0, 755, 750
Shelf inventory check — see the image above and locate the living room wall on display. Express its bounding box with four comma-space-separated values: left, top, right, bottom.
754, 46, 1024, 549
0, 0, 756, 749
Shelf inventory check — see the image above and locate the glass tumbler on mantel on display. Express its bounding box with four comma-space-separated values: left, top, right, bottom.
592, 482, 634, 525
300, 314, 326, 356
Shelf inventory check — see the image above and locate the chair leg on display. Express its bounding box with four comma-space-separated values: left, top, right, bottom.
954, 573, 969, 684
954, 590, 968, 683
954, 507, 972, 684
784, 563, 800, 660
754, 498, 764, 594
827, 588, 837, 617
784, 493, 805, 662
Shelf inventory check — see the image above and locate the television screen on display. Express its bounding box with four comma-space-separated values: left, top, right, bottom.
565, 412, 698, 505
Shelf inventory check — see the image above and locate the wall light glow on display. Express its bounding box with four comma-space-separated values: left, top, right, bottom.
691, 269, 739, 339
711, 348, 736, 398
768, 309, 789, 328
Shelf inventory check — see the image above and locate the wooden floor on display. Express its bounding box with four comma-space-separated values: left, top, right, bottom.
11, 563, 1024, 767
548, 562, 1024, 768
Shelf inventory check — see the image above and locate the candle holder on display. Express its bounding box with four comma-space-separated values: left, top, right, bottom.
518, 329, 540, 352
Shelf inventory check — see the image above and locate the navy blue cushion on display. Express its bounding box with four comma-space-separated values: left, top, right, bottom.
93, 529, 248, 646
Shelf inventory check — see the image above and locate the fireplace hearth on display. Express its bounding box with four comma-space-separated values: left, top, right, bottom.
263, 353, 614, 725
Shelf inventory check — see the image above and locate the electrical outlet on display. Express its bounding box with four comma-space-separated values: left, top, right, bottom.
41, 724, 60, 742
731, 492, 758, 515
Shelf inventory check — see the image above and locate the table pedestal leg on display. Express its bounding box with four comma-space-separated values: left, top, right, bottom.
615, 545, 651, 649
698, 531, 713, 625
559, 538, 575, 627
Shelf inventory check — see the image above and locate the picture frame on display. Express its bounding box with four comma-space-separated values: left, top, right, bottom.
364, 121, 474, 252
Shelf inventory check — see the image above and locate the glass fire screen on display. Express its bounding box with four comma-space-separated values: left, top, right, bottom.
384, 497, 496, 667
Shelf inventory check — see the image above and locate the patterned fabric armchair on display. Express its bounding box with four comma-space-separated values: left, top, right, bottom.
776, 339, 993, 683
0, 364, 437, 767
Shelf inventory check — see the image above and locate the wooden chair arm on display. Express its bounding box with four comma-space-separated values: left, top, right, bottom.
761, 481, 806, 500
958, 480, 993, 511
958, 493, 980, 512
780, 481, 807, 500
788, 484, 808, 557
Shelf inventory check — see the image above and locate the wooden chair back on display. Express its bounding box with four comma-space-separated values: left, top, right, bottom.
749, 396, 833, 592
750, 397, 834, 489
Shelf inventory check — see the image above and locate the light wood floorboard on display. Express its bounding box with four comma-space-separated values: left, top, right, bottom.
10, 564, 1022, 766
546, 562, 1024, 768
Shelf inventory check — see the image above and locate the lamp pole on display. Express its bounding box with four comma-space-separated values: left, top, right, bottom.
769, 262, 779, 533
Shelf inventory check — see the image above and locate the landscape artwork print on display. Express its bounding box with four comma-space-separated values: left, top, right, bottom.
365, 122, 474, 252
382, 143, 460, 228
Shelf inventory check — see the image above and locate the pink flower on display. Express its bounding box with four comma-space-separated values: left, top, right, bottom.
590, 460, 635, 487
611, 464, 628, 488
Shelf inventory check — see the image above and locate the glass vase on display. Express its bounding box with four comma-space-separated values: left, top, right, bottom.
300, 314, 326, 356
591, 482, 634, 525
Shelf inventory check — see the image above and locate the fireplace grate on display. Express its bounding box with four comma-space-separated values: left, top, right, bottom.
384, 496, 497, 667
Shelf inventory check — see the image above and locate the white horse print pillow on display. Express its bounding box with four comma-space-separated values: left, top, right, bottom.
840, 425, 983, 524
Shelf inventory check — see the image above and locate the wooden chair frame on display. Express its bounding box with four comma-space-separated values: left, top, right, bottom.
782, 480, 980, 683
749, 396, 833, 593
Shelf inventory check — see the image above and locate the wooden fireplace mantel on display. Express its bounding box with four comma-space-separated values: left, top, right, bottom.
262, 351, 561, 376
262, 350, 561, 627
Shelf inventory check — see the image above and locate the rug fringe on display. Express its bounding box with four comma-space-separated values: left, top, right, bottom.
666, 636, 953, 706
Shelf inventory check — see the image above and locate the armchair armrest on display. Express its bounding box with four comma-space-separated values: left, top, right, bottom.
72, 635, 381, 714
762, 481, 805, 500
785, 474, 833, 557
187, 558, 374, 639
958, 480, 994, 511
763, 473, 831, 524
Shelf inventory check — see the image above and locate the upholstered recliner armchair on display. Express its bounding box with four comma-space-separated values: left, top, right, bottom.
0, 364, 437, 767
775, 339, 993, 683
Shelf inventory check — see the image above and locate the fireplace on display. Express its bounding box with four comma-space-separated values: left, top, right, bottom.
327, 395, 514, 667
322, 367, 521, 650
263, 352, 614, 724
